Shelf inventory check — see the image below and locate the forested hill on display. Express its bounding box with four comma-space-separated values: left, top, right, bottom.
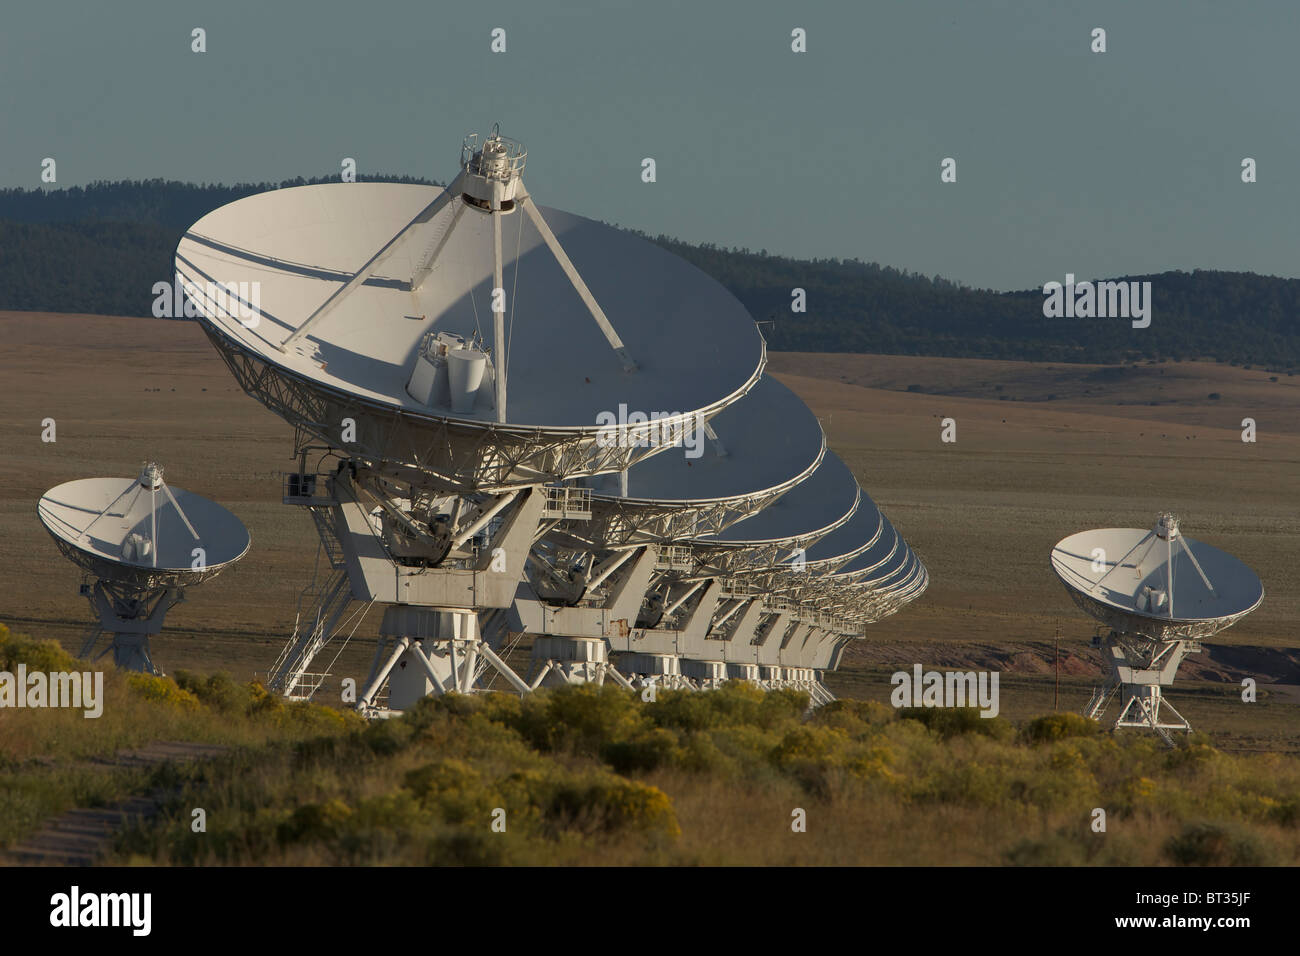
1, 179, 1296, 368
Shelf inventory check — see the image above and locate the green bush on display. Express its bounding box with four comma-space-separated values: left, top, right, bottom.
404, 758, 495, 825
126, 673, 201, 711
1164, 822, 1275, 866
0, 624, 81, 672
544, 772, 680, 838
277, 798, 353, 845
1023, 712, 1100, 744
173, 670, 245, 713
897, 707, 1012, 740
515, 684, 648, 754
602, 727, 682, 774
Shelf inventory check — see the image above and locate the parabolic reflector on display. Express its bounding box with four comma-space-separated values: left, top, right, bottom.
801, 491, 884, 569
38, 468, 251, 586
611, 375, 825, 505
174, 183, 759, 429
1051, 519, 1264, 639
699, 450, 860, 549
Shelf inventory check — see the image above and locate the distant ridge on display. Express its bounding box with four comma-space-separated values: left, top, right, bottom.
1, 179, 1296, 368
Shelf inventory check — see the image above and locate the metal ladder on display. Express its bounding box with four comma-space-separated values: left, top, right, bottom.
268, 567, 353, 700
1084, 682, 1118, 720
267, 507, 354, 699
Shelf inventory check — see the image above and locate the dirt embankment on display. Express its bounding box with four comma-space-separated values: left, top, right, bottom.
844, 639, 1300, 685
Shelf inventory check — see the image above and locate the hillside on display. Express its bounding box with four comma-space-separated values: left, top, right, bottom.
1, 180, 1298, 366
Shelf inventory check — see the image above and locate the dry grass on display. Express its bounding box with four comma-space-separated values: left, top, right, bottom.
109, 684, 1300, 866
0, 624, 361, 846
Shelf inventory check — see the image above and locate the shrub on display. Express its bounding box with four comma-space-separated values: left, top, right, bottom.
173, 670, 246, 713
647, 681, 790, 732
362, 717, 415, 755
770, 725, 850, 768
545, 772, 680, 838
1164, 735, 1220, 769
1270, 800, 1300, 828
126, 673, 201, 711
430, 830, 509, 865
602, 727, 682, 774
1006, 832, 1092, 866
0, 624, 81, 672
1023, 712, 1099, 744
404, 758, 494, 824
277, 798, 353, 845
515, 684, 648, 754
897, 707, 1011, 740
1164, 822, 1274, 866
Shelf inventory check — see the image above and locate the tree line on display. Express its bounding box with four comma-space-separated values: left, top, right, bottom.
1, 179, 1296, 367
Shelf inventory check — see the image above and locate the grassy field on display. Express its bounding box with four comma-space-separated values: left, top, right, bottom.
86, 673, 1300, 866
7, 624, 1297, 867
0, 312, 1296, 753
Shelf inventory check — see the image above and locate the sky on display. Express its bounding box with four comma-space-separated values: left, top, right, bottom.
2, 0, 1297, 291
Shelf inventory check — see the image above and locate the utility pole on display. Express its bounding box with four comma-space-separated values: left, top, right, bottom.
1054, 626, 1061, 712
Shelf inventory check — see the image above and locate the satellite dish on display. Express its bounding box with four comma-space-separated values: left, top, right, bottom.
1051, 513, 1264, 742
179, 127, 777, 711
1051, 513, 1264, 640
173, 126, 933, 713
801, 494, 884, 571
697, 450, 861, 558
177, 162, 765, 491
818, 517, 928, 623
830, 518, 905, 584
559, 375, 827, 548
37, 463, 250, 673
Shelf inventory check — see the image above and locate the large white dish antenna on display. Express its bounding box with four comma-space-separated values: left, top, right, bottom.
831, 518, 904, 582
558, 376, 827, 547
699, 451, 860, 550
614, 376, 824, 504
801, 492, 884, 570
38, 465, 251, 588
1051, 515, 1264, 641
176, 166, 766, 489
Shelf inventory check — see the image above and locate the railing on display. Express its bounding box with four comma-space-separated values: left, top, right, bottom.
461, 129, 527, 180
267, 565, 352, 696
655, 544, 693, 571
542, 486, 592, 520
1084, 683, 1116, 720
285, 673, 329, 702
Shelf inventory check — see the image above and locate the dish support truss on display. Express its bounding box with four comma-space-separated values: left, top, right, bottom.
72, 578, 184, 675
507, 538, 929, 707
1084, 630, 1201, 747
265, 460, 589, 714
47, 534, 238, 676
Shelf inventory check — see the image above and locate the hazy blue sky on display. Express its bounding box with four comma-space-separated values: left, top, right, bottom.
2, 0, 1297, 290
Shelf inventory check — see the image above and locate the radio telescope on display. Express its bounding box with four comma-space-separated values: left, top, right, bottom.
1051, 512, 1264, 742
603, 450, 869, 698
37, 463, 250, 674
741, 502, 928, 701
505, 372, 928, 708
177, 126, 764, 493
513, 373, 828, 689
177, 126, 770, 710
